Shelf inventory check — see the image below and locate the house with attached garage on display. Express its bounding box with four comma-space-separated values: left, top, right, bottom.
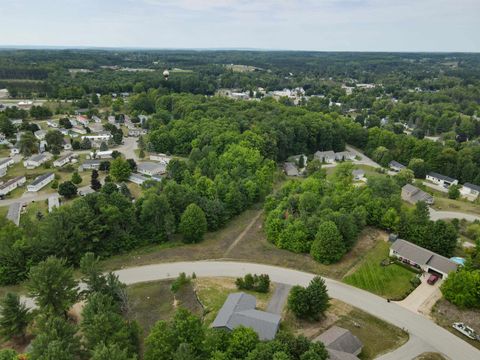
401, 184, 434, 205
0, 157, 14, 171
137, 161, 166, 176
390, 239, 458, 279
389, 160, 406, 172
53, 152, 76, 167
426, 172, 458, 188
23, 152, 52, 169
315, 326, 363, 360
314, 150, 336, 164
0, 176, 26, 196
460, 183, 480, 201
27, 172, 55, 192
212, 292, 281, 341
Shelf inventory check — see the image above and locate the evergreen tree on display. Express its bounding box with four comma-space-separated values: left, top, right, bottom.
310, 221, 345, 264
0, 293, 31, 343
179, 203, 207, 243
91, 169, 102, 191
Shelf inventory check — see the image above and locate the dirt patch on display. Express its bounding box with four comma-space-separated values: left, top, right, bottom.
431, 298, 480, 350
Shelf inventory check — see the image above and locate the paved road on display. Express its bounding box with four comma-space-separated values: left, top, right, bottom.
346, 145, 381, 168
429, 207, 480, 222
266, 283, 291, 315
0, 192, 55, 207
377, 335, 435, 360
106, 261, 477, 360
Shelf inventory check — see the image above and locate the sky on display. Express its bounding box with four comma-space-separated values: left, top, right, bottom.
1, 0, 479, 52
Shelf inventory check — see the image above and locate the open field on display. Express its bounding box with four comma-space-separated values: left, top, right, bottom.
431, 298, 480, 351
343, 241, 418, 299
283, 299, 409, 360
432, 196, 480, 216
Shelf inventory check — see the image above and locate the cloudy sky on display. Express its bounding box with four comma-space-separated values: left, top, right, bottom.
1, 0, 479, 51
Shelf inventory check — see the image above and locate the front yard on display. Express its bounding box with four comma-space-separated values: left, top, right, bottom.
343, 241, 419, 299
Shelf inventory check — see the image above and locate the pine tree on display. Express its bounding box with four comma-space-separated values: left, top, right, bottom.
91, 170, 102, 191
0, 293, 31, 343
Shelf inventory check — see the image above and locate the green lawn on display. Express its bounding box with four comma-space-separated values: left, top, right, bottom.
343, 241, 417, 299
414, 353, 447, 360
432, 196, 480, 216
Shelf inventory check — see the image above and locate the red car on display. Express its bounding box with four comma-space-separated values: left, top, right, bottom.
427, 274, 439, 285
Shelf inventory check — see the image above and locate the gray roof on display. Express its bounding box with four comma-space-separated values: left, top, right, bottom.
427, 172, 457, 183
82, 159, 102, 165
0, 176, 25, 190
401, 184, 433, 204
327, 349, 360, 360
463, 183, 480, 192
315, 150, 335, 159
30, 172, 54, 186
6, 202, 21, 226
352, 169, 365, 177
389, 160, 406, 169
316, 326, 363, 356
284, 162, 299, 176
391, 239, 458, 274
28, 153, 48, 162
0, 158, 12, 167
137, 161, 166, 174
212, 292, 281, 340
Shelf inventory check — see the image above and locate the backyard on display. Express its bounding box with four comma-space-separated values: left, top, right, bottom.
343, 241, 419, 299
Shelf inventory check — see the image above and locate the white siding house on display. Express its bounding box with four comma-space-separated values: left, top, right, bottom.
460, 183, 480, 201
149, 153, 172, 164
23, 153, 52, 169
53, 153, 76, 167
27, 173, 55, 192
137, 162, 166, 176
0, 176, 26, 196
0, 157, 14, 171
426, 172, 458, 188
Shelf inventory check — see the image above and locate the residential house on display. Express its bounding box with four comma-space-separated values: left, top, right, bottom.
71, 126, 87, 135
149, 153, 172, 164
128, 128, 147, 137
34, 129, 47, 140
27, 172, 55, 192
0, 176, 26, 196
426, 172, 458, 188
389, 160, 406, 172
460, 183, 480, 201
137, 161, 166, 176
39, 140, 47, 153
53, 152, 76, 167
283, 162, 299, 176
91, 115, 102, 123
48, 195, 60, 212
129, 173, 148, 185
0, 168, 6, 178
335, 151, 355, 161
76, 115, 89, 126
314, 150, 335, 164
79, 159, 102, 171
401, 184, 434, 205
58, 128, 70, 136
6, 202, 22, 226
352, 169, 365, 181
211, 293, 281, 341
390, 239, 458, 278
23, 153, 52, 169
289, 154, 308, 167
0, 157, 14, 171
78, 186, 95, 196
82, 132, 111, 142
11, 119, 23, 127
315, 326, 363, 360
90, 150, 112, 159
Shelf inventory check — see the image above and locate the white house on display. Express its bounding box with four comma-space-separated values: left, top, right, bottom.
137, 161, 166, 176
389, 160, 406, 172
0, 157, 14, 171
53, 152, 76, 167
426, 172, 458, 188
82, 132, 111, 142
91, 115, 102, 123
34, 130, 47, 140
460, 183, 480, 201
27, 172, 55, 192
58, 128, 70, 136
90, 150, 112, 159
352, 169, 365, 181
335, 151, 355, 161
149, 153, 172, 164
129, 173, 148, 185
76, 115, 89, 126
314, 150, 335, 163
23, 152, 52, 169
80, 159, 102, 171
0, 176, 26, 196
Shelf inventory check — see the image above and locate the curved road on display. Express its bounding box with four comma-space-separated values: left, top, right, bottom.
429, 207, 480, 222
109, 261, 479, 360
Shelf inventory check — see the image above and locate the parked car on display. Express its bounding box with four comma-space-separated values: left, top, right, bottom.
427, 274, 439, 285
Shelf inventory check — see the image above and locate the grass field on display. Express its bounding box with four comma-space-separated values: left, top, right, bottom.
283, 299, 408, 360
414, 353, 447, 360
432, 196, 480, 216
343, 241, 417, 299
